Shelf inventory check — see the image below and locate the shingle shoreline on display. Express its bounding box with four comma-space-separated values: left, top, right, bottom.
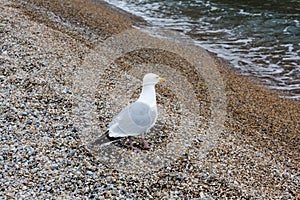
0, 0, 299, 199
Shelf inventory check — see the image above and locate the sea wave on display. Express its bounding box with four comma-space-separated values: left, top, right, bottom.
104, 0, 300, 98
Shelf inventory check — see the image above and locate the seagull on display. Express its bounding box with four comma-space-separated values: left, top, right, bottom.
94, 73, 166, 150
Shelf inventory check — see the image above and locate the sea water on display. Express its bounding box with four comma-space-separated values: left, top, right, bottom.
104, 0, 300, 99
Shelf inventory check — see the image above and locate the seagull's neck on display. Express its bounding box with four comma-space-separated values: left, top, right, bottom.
137, 84, 157, 107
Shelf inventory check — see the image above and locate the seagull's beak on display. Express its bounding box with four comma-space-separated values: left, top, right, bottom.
159, 78, 166, 83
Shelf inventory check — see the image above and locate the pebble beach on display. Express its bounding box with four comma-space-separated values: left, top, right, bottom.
1, 0, 299, 199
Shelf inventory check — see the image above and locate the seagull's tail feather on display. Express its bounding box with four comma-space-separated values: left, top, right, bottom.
92, 130, 122, 147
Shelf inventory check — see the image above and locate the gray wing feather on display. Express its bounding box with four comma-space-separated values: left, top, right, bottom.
109, 102, 157, 137
129, 102, 152, 127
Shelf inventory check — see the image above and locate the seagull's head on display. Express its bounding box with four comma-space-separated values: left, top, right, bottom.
142, 73, 166, 86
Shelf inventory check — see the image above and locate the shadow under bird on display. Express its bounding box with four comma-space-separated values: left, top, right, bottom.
94, 73, 166, 150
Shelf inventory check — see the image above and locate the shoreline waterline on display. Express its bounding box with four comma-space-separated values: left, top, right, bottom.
103, 0, 300, 99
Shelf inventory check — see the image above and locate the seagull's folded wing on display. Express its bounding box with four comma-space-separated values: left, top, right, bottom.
109, 102, 157, 137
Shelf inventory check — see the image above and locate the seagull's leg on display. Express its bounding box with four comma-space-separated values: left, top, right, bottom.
141, 133, 151, 149
129, 137, 140, 151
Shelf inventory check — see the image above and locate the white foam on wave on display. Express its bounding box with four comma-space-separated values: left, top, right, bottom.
283, 26, 291, 34
280, 44, 294, 52
238, 9, 261, 16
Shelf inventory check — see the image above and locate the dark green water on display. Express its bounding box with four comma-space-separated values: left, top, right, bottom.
105, 0, 300, 98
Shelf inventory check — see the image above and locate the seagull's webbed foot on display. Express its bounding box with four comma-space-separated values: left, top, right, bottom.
128, 135, 152, 150
142, 134, 152, 150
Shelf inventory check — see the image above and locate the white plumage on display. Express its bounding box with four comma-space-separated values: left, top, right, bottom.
96, 73, 165, 149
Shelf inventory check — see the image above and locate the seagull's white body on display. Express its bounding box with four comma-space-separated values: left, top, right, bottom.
108, 73, 164, 139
